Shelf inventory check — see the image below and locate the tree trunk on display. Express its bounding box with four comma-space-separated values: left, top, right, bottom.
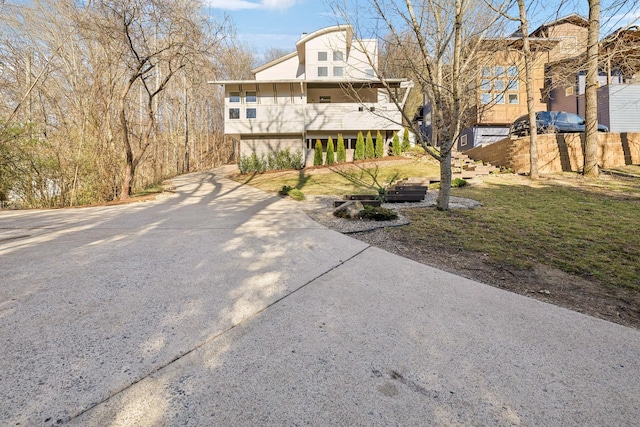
518, 0, 539, 179
119, 76, 136, 200
584, 0, 600, 178
437, 151, 452, 210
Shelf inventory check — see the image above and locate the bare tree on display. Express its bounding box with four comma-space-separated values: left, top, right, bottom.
584, 0, 600, 177
335, 0, 502, 210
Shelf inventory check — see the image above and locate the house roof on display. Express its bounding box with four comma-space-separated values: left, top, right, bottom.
295, 25, 354, 64
530, 13, 589, 37
250, 25, 354, 76
480, 37, 561, 52
208, 78, 410, 88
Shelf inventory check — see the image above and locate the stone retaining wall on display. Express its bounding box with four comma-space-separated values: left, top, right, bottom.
464, 133, 640, 174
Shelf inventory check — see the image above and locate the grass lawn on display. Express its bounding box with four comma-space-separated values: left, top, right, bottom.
233, 160, 640, 291
232, 157, 440, 196
429, 174, 640, 290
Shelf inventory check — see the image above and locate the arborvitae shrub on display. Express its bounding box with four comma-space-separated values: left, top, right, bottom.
354, 131, 365, 160
402, 128, 411, 151
326, 137, 335, 165
314, 140, 324, 166
365, 131, 375, 159
336, 134, 346, 163
392, 133, 402, 156
375, 131, 384, 158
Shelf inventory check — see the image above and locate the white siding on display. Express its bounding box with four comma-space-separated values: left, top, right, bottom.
241, 137, 304, 158
609, 84, 640, 132
305, 103, 402, 132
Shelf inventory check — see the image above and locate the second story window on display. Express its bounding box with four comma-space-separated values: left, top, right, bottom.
245, 91, 257, 103
229, 108, 240, 119
229, 92, 240, 103
318, 66, 328, 77
333, 67, 344, 77
246, 108, 256, 119
333, 51, 343, 61
318, 51, 327, 61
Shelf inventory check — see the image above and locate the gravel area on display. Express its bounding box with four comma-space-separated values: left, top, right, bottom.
302, 193, 482, 233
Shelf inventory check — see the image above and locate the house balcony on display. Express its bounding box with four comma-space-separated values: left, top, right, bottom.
225, 102, 404, 136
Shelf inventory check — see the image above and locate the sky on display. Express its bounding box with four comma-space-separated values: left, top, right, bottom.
204, 0, 640, 56
203, 0, 342, 54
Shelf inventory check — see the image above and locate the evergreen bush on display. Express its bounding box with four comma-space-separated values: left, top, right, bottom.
314, 140, 324, 166
402, 128, 411, 151
354, 131, 365, 160
336, 134, 346, 163
392, 133, 402, 156
375, 131, 384, 158
365, 131, 375, 159
326, 137, 335, 165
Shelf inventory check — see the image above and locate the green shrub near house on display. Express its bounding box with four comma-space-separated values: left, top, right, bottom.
375, 131, 384, 158
402, 128, 411, 151
392, 132, 402, 156
326, 137, 335, 165
354, 131, 365, 160
365, 131, 375, 159
337, 134, 346, 163
314, 140, 324, 166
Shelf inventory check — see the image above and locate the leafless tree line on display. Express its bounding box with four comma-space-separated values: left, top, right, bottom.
0, 0, 252, 207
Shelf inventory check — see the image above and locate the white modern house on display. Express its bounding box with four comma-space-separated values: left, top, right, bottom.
210, 25, 412, 165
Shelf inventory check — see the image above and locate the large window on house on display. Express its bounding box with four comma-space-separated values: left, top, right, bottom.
507, 65, 518, 77
507, 79, 518, 91
493, 79, 505, 91
229, 108, 240, 119
245, 91, 257, 103
246, 108, 256, 119
318, 66, 328, 77
481, 93, 491, 104
508, 94, 519, 104
229, 92, 240, 103
318, 51, 327, 61
333, 50, 343, 61
333, 67, 344, 77
494, 66, 505, 77
495, 93, 505, 104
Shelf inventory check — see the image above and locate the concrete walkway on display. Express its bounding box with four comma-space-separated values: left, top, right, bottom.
1, 169, 639, 426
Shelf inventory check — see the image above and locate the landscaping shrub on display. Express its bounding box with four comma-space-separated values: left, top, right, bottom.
391, 133, 401, 156
337, 134, 346, 163
288, 188, 305, 201
375, 131, 384, 158
238, 152, 267, 174
326, 137, 335, 165
354, 131, 365, 160
239, 148, 303, 173
279, 185, 293, 195
402, 128, 411, 151
452, 178, 468, 187
314, 140, 324, 166
266, 147, 303, 170
365, 131, 375, 159
358, 205, 398, 221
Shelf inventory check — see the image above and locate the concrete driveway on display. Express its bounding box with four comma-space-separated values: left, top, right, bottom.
1, 169, 639, 426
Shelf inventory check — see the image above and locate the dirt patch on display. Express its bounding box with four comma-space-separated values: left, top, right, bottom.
350, 226, 640, 329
